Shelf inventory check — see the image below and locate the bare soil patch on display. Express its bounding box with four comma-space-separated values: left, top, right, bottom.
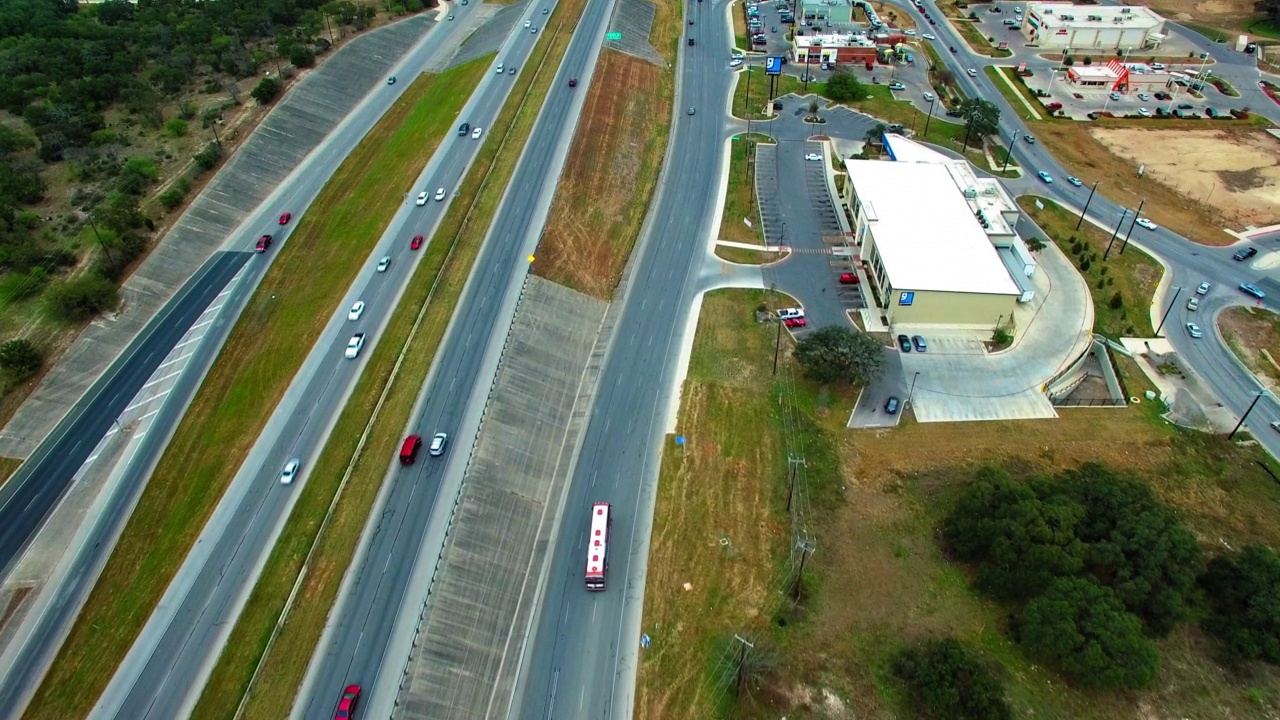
1144, 0, 1256, 20
534, 51, 669, 299
1091, 127, 1280, 230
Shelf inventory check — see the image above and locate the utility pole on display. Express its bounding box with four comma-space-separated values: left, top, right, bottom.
87, 214, 115, 265
745, 67, 754, 139
1001, 129, 1019, 172
922, 97, 935, 138
1154, 287, 1182, 336
960, 119, 974, 153
791, 543, 812, 599
785, 456, 803, 511
733, 634, 755, 692
1229, 392, 1266, 440
211, 121, 221, 147
1120, 199, 1144, 254
772, 317, 783, 375
1075, 180, 1099, 230
1103, 209, 1128, 261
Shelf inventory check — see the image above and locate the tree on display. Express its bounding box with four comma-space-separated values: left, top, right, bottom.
943, 467, 1087, 601
93, 191, 142, 234
0, 338, 42, 381
959, 98, 1000, 146
824, 71, 865, 102
46, 273, 120, 322
1201, 545, 1280, 663
1056, 464, 1203, 637
193, 141, 224, 172
893, 637, 1012, 720
118, 157, 160, 195
1018, 577, 1159, 690
864, 123, 886, 155
251, 76, 282, 105
935, 67, 955, 88
793, 325, 884, 385
289, 44, 317, 68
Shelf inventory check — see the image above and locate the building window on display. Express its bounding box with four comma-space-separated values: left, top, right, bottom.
899, 291, 914, 305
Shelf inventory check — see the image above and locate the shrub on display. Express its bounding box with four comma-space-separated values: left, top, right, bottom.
289, 45, 316, 68
1201, 545, 1280, 664
1109, 292, 1123, 309
158, 177, 192, 210
164, 118, 189, 137
91, 128, 120, 146
893, 638, 1012, 720
46, 273, 120, 322
251, 75, 282, 105
0, 338, 43, 381
193, 141, 223, 172
118, 157, 160, 195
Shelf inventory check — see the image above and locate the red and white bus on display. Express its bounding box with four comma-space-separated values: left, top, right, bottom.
585, 502, 612, 591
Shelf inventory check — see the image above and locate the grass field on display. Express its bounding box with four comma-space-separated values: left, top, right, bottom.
636, 289, 1280, 720
719, 133, 771, 245
21, 62, 489, 720
1019, 196, 1161, 338
733, 67, 823, 120
192, 10, 592, 718
1217, 306, 1280, 391
953, 18, 1014, 57
986, 66, 1039, 121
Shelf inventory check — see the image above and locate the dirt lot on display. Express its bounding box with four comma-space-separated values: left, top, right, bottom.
1091, 127, 1280, 230
534, 51, 668, 299
1218, 306, 1280, 390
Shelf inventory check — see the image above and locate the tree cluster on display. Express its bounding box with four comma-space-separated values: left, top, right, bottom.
893, 637, 1012, 720
793, 325, 884, 386
959, 99, 1000, 146
943, 464, 1202, 689
823, 71, 868, 102
1201, 544, 1280, 664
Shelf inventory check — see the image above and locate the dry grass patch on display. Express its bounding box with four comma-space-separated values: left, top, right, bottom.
1028, 121, 1277, 245
24, 64, 485, 720
534, 51, 669, 299
1218, 305, 1280, 391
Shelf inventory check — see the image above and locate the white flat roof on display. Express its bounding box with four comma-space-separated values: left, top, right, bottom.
845, 160, 1021, 296
1028, 2, 1164, 29
883, 134, 951, 163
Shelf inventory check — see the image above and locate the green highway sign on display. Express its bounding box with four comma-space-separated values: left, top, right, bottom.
606, 31, 622, 40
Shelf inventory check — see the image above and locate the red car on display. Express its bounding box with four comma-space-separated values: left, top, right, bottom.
334, 684, 360, 719
255, 234, 273, 253
278, 211, 292, 225
784, 317, 807, 328
838, 272, 859, 284
410, 234, 424, 250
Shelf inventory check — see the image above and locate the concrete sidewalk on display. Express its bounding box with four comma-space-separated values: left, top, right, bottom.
0, 14, 435, 460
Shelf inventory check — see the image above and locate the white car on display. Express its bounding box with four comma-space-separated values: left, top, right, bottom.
1186, 322, 1203, 339
1186, 296, 1199, 311
1152, 62, 1165, 70
805, 153, 822, 161
345, 333, 366, 359
348, 300, 365, 321
923, 91, 935, 102
1137, 108, 1151, 117
446, 13, 453, 20
435, 187, 447, 201
429, 432, 449, 456
1137, 92, 1150, 101
471, 127, 483, 139
496, 63, 505, 74
1135, 218, 1157, 230
523, 19, 531, 27
967, 68, 978, 77
888, 82, 906, 91
415, 191, 428, 206
1197, 281, 1211, 295
279, 459, 300, 485
376, 256, 391, 273
904, 28, 916, 36
922, 32, 935, 40
729, 58, 744, 67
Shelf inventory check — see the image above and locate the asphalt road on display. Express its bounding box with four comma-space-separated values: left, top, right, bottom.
906, 0, 1280, 450
88, 13, 535, 720
512, 2, 735, 718
292, 0, 622, 716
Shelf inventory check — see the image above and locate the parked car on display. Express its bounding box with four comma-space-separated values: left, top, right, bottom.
1137, 108, 1151, 117
1240, 283, 1267, 299
884, 396, 901, 414
1234, 246, 1258, 261
888, 82, 906, 90
1186, 296, 1199, 311
1137, 92, 1149, 101
1206, 107, 1219, 118
255, 234, 272, 253
838, 272, 859, 284
1109, 91, 1121, 101
1045, 101, 1062, 110
1196, 281, 1211, 295
805, 152, 823, 161
1186, 322, 1204, 339
897, 334, 912, 352
911, 335, 927, 352
784, 317, 807, 328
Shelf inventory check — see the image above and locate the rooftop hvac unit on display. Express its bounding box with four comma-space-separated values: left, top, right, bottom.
1114, 17, 1124, 22
1087, 14, 1102, 20
1061, 15, 1074, 20
1044, 7, 1054, 13
981, 220, 990, 228
982, 186, 997, 195
1120, 7, 1131, 12
963, 187, 978, 198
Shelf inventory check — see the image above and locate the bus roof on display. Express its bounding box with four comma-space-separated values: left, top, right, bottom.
585, 502, 610, 577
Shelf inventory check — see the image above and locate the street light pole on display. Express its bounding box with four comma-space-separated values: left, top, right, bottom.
922, 97, 935, 138
1075, 180, 1099, 230
1002, 129, 1019, 171
1103, 208, 1128, 260
1229, 391, 1266, 440
908, 371, 921, 406
1120, 198, 1143, 254
1154, 286, 1182, 336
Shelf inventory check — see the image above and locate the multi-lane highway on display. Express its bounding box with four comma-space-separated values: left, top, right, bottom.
512, 0, 736, 717
86, 8, 545, 719
291, 0, 623, 715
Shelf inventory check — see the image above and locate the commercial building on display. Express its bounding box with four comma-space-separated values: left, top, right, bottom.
844, 137, 1035, 327
1064, 58, 1174, 93
799, 0, 856, 25
1022, 3, 1167, 50
792, 32, 878, 64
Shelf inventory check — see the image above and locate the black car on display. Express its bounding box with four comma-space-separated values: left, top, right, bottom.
897, 334, 912, 352
1234, 246, 1258, 261
458, 122, 471, 136
884, 396, 901, 414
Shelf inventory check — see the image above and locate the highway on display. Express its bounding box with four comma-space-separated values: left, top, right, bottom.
291, 0, 622, 715
86, 9, 542, 720
512, 0, 735, 717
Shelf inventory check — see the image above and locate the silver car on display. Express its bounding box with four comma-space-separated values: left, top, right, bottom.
279, 459, 300, 485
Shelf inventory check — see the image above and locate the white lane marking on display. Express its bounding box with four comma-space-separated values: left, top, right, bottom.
141, 369, 184, 390
124, 388, 171, 413
174, 334, 205, 350
156, 352, 194, 371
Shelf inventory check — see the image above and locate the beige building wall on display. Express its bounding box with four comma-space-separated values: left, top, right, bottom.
884, 288, 1017, 326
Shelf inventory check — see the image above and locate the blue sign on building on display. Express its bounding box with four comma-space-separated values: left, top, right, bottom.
765, 56, 783, 75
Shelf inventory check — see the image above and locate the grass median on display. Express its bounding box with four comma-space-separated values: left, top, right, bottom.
22, 63, 487, 720
717, 133, 770, 247
1019, 196, 1161, 339
191, 6, 589, 719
